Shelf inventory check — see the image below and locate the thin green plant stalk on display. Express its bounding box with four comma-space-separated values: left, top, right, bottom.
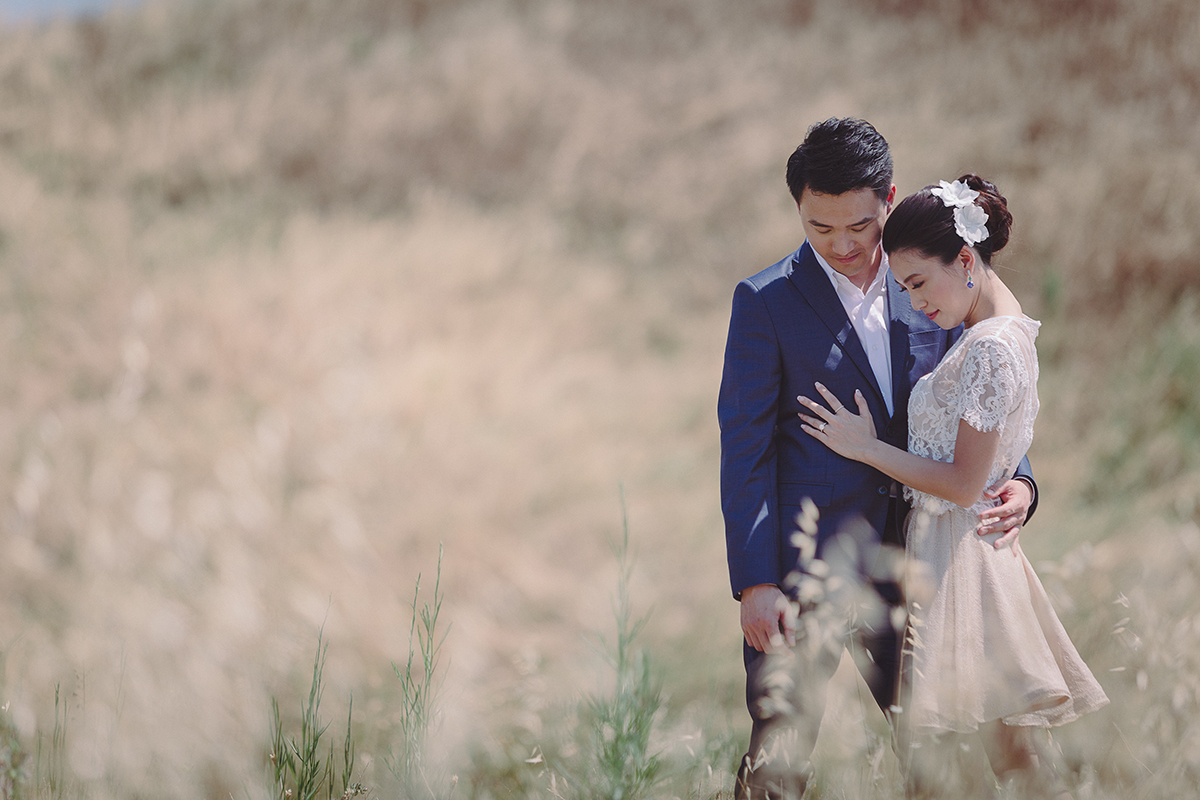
555, 489, 663, 800
269, 630, 361, 800
0, 700, 29, 800
33, 685, 67, 800
387, 543, 449, 797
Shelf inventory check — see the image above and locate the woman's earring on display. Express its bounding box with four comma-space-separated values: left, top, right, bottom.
966, 270, 974, 289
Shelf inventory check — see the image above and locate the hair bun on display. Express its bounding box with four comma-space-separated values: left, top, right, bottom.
958, 173, 1012, 255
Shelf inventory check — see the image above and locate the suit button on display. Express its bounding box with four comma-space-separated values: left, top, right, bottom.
878, 486, 888, 495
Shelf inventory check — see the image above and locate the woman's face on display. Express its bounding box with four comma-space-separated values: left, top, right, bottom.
890, 247, 974, 329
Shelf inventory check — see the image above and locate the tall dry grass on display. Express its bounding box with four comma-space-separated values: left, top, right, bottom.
0, 0, 1196, 796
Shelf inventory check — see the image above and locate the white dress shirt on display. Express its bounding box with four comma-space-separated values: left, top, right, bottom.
811, 248, 894, 417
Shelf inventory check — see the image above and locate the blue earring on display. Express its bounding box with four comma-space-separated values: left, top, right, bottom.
966, 271, 974, 289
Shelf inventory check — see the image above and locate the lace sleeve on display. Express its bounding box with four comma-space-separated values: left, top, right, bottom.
956, 334, 1022, 434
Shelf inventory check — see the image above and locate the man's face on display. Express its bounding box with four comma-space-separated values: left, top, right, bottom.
796, 185, 895, 286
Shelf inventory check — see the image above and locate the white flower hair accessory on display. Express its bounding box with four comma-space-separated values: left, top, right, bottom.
930, 179, 990, 247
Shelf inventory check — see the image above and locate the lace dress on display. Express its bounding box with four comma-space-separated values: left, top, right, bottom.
903, 315, 1108, 734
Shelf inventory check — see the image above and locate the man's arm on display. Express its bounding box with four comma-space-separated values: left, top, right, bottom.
719, 281, 783, 597
718, 281, 792, 652
1012, 456, 1038, 522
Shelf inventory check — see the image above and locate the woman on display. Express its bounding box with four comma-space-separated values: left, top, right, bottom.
797, 175, 1107, 797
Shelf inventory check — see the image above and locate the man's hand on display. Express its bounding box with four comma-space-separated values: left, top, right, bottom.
740, 584, 798, 653
978, 478, 1033, 554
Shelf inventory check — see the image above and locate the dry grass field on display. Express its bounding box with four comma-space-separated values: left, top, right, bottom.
0, 0, 1198, 797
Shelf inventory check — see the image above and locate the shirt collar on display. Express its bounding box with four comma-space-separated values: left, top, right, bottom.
810, 245, 891, 297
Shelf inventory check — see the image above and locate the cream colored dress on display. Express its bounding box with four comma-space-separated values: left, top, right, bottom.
903, 315, 1108, 734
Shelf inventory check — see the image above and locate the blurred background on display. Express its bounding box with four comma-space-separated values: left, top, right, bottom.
0, 0, 1198, 797
0, 0, 124, 20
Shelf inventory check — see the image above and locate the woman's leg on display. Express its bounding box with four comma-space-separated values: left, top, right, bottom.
978, 722, 1071, 799
905, 731, 997, 800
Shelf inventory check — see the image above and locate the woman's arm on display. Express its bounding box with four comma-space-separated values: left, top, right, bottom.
798, 384, 1001, 509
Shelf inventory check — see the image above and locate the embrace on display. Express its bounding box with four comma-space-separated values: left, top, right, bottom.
717, 118, 1107, 799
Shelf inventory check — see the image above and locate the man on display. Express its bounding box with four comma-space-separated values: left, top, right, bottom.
717, 118, 1036, 798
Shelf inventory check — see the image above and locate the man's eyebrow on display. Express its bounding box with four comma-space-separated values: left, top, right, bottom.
806, 215, 875, 229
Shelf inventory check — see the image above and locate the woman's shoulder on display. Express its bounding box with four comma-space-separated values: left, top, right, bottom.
963, 315, 1040, 350
956, 316, 1040, 393
970, 313, 1040, 331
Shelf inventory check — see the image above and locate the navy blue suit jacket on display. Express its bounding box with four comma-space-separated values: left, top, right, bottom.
718, 242, 1034, 599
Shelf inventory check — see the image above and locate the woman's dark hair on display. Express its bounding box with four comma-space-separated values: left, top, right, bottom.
882, 174, 1013, 266
786, 118, 893, 203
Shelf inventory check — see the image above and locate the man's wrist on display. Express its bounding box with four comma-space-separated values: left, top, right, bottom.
1013, 475, 1035, 496
739, 583, 780, 601
1013, 475, 1037, 522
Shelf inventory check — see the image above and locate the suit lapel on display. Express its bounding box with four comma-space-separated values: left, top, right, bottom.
788, 243, 886, 410
887, 271, 914, 418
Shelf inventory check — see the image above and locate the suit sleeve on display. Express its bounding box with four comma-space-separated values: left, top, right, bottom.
1013, 455, 1038, 523
718, 281, 784, 599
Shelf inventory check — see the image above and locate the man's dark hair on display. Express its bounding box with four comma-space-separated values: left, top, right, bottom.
785, 118, 893, 203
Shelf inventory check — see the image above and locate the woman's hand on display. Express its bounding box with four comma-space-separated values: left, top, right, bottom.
798, 383, 878, 462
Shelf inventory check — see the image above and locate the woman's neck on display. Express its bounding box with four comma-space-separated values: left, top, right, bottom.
964, 269, 1021, 328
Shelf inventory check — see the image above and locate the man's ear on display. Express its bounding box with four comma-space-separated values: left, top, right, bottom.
885, 184, 897, 213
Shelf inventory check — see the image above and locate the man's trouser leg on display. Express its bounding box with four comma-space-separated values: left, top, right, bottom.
736, 501, 910, 799
736, 638, 840, 800
833, 499, 909, 752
